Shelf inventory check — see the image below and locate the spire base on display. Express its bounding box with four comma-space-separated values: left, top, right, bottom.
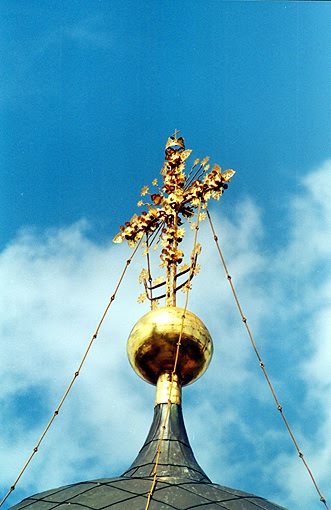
155, 372, 181, 405
122, 402, 210, 483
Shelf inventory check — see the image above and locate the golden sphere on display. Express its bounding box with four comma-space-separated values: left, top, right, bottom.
127, 307, 213, 386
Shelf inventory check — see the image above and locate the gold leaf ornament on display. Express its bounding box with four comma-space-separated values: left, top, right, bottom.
153, 276, 164, 285
201, 156, 210, 166
193, 263, 201, 275
112, 232, 124, 244
137, 293, 147, 304
151, 299, 159, 310
221, 169, 236, 181
179, 149, 192, 162
140, 185, 149, 196
138, 268, 149, 284
212, 191, 222, 200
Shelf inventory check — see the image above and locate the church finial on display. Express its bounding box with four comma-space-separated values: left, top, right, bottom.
113, 131, 236, 308
113, 132, 235, 398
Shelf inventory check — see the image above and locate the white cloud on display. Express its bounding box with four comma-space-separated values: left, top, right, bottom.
1, 161, 330, 510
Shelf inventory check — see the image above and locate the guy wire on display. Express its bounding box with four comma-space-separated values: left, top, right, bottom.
207, 209, 329, 509
1, 238, 143, 508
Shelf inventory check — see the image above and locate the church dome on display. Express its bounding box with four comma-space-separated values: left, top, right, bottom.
8, 401, 288, 510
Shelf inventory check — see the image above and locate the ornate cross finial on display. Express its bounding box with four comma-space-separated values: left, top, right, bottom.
113, 132, 235, 307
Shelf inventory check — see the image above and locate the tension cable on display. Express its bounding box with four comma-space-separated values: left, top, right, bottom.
0, 239, 142, 508
207, 209, 329, 509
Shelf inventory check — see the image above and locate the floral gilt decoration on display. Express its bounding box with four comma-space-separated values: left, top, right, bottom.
113, 131, 235, 306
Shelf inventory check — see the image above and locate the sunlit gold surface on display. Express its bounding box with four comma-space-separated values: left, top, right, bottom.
155, 373, 181, 405
127, 307, 213, 386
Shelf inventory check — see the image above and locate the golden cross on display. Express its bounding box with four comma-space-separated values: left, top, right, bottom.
113, 133, 235, 307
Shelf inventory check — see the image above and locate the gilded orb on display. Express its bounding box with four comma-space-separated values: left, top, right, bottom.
127, 307, 213, 386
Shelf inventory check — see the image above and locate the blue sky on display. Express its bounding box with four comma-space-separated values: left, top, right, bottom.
1, 2, 330, 509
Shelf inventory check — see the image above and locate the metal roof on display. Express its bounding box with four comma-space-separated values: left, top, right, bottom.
9, 403, 288, 510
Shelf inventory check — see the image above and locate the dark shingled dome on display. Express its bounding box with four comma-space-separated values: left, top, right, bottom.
9, 403, 288, 510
